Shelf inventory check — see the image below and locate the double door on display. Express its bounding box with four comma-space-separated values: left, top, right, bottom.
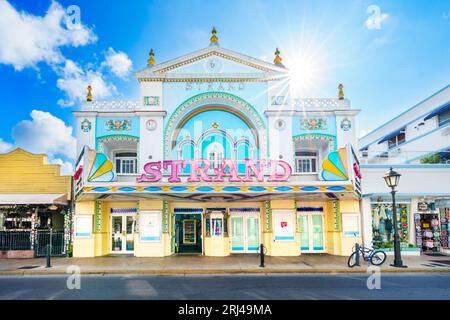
231, 215, 260, 253
298, 212, 325, 252
110, 215, 135, 253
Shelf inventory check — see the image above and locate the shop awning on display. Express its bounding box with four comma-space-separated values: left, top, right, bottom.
0, 194, 68, 205
424, 101, 450, 121
377, 127, 405, 144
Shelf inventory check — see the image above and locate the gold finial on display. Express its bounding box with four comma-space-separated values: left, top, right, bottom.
212, 121, 219, 129
147, 49, 156, 65
210, 27, 219, 45
86, 85, 92, 102
338, 83, 344, 100
274, 48, 283, 65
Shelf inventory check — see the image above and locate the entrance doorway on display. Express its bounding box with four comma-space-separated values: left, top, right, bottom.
231, 214, 260, 253
110, 215, 135, 253
297, 209, 325, 252
174, 214, 202, 254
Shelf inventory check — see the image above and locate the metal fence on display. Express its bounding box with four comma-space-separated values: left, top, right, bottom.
0, 231, 32, 251
0, 230, 66, 256
34, 231, 65, 256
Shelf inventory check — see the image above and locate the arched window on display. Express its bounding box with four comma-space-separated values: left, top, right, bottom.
207, 142, 224, 170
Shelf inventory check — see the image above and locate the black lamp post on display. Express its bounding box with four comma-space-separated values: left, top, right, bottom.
383, 167, 407, 268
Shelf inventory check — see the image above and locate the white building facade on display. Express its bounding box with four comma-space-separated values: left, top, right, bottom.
359, 85, 450, 255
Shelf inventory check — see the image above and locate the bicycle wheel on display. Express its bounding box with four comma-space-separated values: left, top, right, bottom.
370, 250, 386, 266
347, 251, 358, 268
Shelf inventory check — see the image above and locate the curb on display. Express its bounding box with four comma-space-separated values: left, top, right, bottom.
1, 267, 449, 275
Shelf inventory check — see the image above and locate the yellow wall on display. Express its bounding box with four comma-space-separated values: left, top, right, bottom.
339, 200, 362, 256
204, 236, 230, 256
73, 201, 95, 257
135, 200, 168, 257
0, 148, 71, 198
73, 198, 362, 258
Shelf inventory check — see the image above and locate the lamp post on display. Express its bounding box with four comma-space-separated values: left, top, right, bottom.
383, 167, 407, 268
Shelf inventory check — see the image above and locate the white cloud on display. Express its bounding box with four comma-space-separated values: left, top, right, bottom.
365, 8, 389, 30
11, 110, 77, 160
0, 139, 13, 153
56, 59, 117, 106
0, 1, 97, 70
102, 47, 133, 79
50, 158, 74, 175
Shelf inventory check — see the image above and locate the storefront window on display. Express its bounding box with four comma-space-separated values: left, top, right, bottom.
371, 202, 409, 247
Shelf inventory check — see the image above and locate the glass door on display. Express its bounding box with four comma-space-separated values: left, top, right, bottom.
298, 215, 309, 251
231, 216, 244, 252
298, 213, 325, 252
231, 215, 260, 253
111, 215, 135, 253
111, 216, 123, 252
311, 214, 324, 251
125, 216, 135, 252
246, 216, 260, 252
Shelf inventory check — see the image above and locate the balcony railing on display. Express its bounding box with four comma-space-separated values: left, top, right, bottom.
359, 150, 450, 165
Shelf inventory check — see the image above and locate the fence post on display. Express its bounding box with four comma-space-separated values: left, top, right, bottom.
259, 243, 265, 268
46, 228, 53, 268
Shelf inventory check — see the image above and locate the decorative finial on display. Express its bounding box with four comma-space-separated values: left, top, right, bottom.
274, 48, 283, 66
86, 85, 92, 102
210, 27, 219, 45
338, 83, 344, 100
147, 49, 156, 65
212, 121, 219, 129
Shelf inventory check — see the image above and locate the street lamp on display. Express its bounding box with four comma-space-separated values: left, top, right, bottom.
383, 167, 407, 268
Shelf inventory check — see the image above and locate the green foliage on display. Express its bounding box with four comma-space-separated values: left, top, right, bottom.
420, 154, 442, 164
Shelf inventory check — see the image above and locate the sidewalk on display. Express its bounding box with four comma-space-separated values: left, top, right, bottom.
1, 254, 450, 275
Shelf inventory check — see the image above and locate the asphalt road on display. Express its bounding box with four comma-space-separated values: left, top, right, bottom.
0, 273, 449, 300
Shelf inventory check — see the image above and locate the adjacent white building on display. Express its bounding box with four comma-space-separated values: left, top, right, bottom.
359, 84, 450, 255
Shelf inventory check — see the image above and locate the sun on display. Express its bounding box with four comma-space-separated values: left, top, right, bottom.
286, 52, 323, 97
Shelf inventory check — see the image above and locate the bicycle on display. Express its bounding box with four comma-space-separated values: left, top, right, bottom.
348, 243, 386, 268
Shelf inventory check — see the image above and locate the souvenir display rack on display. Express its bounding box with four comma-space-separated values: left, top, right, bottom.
415, 213, 441, 252
183, 219, 196, 244
439, 207, 449, 249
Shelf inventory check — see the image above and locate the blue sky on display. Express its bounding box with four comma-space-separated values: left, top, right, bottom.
0, 0, 449, 173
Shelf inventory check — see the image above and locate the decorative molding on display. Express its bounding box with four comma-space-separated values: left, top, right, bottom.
293, 98, 351, 110
94, 201, 102, 233
300, 118, 327, 130
105, 119, 132, 131
162, 200, 169, 233
157, 51, 271, 72
82, 184, 354, 194
292, 133, 336, 151
81, 100, 140, 112
264, 200, 272, 232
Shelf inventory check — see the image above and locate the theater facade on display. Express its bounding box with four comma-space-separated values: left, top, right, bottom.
72, 30, 362, 258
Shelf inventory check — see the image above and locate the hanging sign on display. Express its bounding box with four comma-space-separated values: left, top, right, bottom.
418, 202, 430, 212
137, 159, 292, 183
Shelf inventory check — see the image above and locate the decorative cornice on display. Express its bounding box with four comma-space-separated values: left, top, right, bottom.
135, 46, 289, 79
